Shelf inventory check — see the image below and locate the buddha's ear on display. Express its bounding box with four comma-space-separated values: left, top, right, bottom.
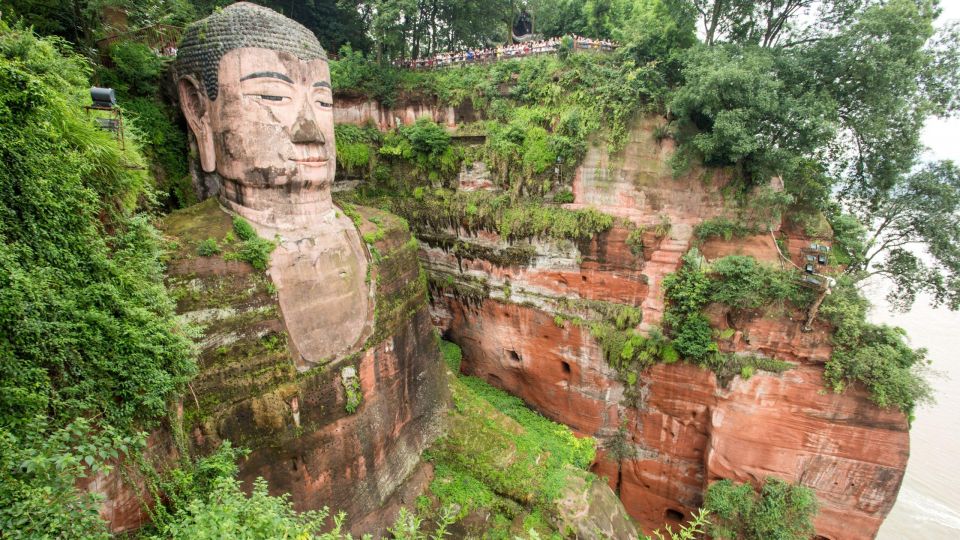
178, 75, 216, 172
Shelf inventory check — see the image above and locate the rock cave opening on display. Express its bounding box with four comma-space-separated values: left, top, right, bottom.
664, 508, 685, 522
507, 349, 522, 362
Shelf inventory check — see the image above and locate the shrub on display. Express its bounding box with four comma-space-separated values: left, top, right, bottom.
380, 118, 460, 183
820, 278, 933, 415
103, 41, 165, 97
694, 217, 755, 242
671, 313, 717, 364
626, 226, 645, 256
225, 237, 275, 271
223, 217, 275, 271
707, 256, 807, 310
0, 418, 137, 539
121, 97, 191, 208
0, 26, 195, 434
334, 124, 379, 176
197, 238, 220, 257
554, 189, 575, 204
231, 216, 257, 241
703, 477, 817, 540
151, 476, 340, 539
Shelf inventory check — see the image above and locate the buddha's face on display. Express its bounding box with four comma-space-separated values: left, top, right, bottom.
179, 47, 336, 200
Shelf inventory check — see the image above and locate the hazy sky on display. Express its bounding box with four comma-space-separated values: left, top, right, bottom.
922, 3, 959, 162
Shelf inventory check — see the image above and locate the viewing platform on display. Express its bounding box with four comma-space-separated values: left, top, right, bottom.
392, 36, 619, 70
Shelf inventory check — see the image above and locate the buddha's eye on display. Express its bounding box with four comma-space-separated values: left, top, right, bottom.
315, 100, 333, 108
247, 94, 291, 104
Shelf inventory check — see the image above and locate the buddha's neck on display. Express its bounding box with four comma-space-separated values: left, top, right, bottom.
219, 181, 340, 237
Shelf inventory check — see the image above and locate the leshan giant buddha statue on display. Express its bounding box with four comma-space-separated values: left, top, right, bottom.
150, 2, 446, 533
175, 1, 371, 368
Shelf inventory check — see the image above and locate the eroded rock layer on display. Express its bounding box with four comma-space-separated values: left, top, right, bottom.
422, 120, 909, 539
167, 200, 448, 534
93, 199, 448, 534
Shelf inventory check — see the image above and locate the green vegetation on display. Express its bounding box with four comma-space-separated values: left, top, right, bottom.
694, 188, 794, 242
222, 217, 276, 271
554, 189, 575, 204
335, 123, 381, 176
659, 251, 801, 380
153, 476, 349, 539
0, 24, 194, 435
440, 339, 463, 372
1, 0, 956, 535
0, 417, 140, 539
197, 238, 220, 257
342, 368, 363, 414
626, 226, 646, 256
0, 24, 195, 536
659, 251, 930, 411
144, 440, 457, 539
429, 341, 596, 535
380, 117, 461, 183
694, 217, 756, 242
343, 187, 614, 244
332, 52, 667, 195
703, 477, 818, 540
97, 40, 191, 209
820, 277, 933, 416
643, 510, 710, 540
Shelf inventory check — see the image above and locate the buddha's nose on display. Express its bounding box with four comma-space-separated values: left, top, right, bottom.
290, 101, 325, 144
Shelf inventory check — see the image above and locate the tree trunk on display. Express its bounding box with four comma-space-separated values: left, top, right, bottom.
803, 283, 831, 332
705, 0, 725, 46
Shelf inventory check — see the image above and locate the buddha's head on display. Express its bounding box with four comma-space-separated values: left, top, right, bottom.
175, 2, 335, 228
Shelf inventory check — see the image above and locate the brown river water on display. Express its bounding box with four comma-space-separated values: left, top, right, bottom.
872, 285, 960, 539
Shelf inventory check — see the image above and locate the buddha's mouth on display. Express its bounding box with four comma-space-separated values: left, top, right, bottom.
293, 157, 329, 166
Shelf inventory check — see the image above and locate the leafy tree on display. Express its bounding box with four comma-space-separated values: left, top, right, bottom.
842, 161, 960, 310
703, 477, 818, 540
669, 44, 835, 186
691, 0, 822, 47
614, 0, 697, 70
1, 0, 195, 50
0, 417, 140, 539
526, 0, 589, 37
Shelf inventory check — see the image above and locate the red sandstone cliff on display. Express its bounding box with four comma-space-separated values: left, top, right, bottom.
411, 118, 910, 539
87, 200, 448, 535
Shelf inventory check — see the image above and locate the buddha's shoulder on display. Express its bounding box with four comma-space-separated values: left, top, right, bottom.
159, 198, 259, 277
339, 203, 416, 257
160, 198, 233, 243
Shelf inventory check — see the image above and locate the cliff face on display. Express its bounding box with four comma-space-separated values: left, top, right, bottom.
410, 119, 910, 539
92, 199, 448, 534
166, 200, 448, 534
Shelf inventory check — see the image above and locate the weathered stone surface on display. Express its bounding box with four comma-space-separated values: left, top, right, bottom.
166, 200, 447, 535
441, 296, 908, 538
90, 199, 447, 535
423, 118, 909, 539
334, 96, 457, 130
551, 469, 640, 539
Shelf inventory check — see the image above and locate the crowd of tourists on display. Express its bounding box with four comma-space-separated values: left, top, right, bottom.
393, 36, 618, 69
